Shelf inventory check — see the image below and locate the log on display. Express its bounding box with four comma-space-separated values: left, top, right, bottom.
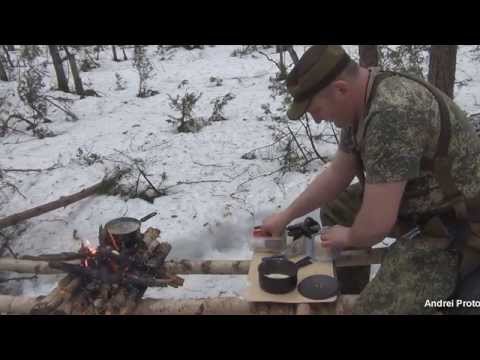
0, 248, 388, 275
142, 228, 161, 247
30, 274, 75, 314
20, 252, 85, 262
70, 290, 90, 315
119, 286, 142, 315
30, 275, 82, 314
164, 259, 252, 275
48, 261, 182, 288
0, 257, 80, 274
0, 171, 127, 230
106, 286, 128, 315
0, 295, 358, 315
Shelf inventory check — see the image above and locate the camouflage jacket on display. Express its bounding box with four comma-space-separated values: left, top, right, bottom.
340, 67, 480, 217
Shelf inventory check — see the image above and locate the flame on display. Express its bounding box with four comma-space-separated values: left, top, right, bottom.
84, 240, 97, 255
80, 240, 97, 268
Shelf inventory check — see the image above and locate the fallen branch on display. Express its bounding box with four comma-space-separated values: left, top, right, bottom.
192, 161, 231, 168
0, 275, 38, 284
136, 166, 163, 197
0, 248, 387, 275
2, 168, 43, 173
236, 168, 285, 191
163, 179, 232, 191
0, 294, 358, 315
2, 164, 60, 173
0, 170, 127, 230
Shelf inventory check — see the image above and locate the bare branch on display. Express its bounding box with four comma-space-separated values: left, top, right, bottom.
136, 166, 163, 196
2, 163, 60, 173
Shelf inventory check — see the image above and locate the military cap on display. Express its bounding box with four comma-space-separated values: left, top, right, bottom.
286, 45, 352, 120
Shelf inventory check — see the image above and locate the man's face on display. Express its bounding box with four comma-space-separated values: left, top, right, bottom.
306, 82, 354, 129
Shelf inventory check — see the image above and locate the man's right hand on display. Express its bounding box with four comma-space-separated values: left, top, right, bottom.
261, 210, 293, 237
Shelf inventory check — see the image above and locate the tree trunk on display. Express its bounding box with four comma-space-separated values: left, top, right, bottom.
0, 57, 8, 81
285, 45, 299, 65
121, 46, 128, 60
6, 45, 14, 51
359, 45, 379, 67
428, 45, 458, 98
63, 46, 84, 96
48, 45, 69, 92
112, 45, 119, 62
2, 46, 14, 68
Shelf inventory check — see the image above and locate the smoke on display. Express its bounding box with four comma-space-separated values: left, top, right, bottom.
168, 208, 279, 260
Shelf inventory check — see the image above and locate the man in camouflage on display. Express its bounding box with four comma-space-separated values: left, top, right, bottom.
261, 45, 480, 315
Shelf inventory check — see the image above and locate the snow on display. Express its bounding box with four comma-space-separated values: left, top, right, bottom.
1, 45, 480, 299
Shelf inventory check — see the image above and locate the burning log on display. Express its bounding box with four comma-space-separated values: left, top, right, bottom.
0, 294, 359, 315
21, 225, 184, 314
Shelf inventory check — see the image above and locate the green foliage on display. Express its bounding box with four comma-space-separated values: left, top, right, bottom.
378, 45, 429, 79
133, 46, 158, 98
209, 93, 235, 122
167, 90, 205, 133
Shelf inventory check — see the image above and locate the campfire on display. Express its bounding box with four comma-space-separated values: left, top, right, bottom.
30, 219, 184, 315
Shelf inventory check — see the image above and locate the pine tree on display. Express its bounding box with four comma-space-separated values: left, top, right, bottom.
428, 45, 458, 98
63, 46, 84, 96
359, 45, 379, 67
48, 45, 69, 92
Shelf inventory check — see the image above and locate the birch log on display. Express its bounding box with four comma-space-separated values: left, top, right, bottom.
0, 248, 387, 275
0, 295, 358, 315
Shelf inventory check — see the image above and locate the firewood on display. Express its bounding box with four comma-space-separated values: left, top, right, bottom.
30, 274, 75, 314
119, 287, 142, 315
30, 274, 82, 314
98, 225, 107, 247
142, 228, 161, 247
70, 290, 90, 315
111, 287, 128, 312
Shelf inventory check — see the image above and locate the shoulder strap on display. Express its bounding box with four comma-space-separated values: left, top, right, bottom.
358, 70, 469, 221
352, 69, 393, 190
387, 71, 468, 221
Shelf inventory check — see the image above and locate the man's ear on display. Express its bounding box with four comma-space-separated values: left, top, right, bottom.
332, 80, 349, 96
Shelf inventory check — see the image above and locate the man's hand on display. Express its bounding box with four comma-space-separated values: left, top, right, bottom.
261, 211, 292, 237
320, 225, 352, 250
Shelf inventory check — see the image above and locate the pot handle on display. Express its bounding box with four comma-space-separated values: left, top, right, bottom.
140, 212, 158, 223
295, 256, 313, 269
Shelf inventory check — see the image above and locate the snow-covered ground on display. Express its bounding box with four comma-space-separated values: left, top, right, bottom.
1, 45, 480, 299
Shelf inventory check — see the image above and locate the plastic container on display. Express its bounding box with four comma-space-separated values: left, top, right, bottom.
314, 233, 341, 261
250, 227, 286, 253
